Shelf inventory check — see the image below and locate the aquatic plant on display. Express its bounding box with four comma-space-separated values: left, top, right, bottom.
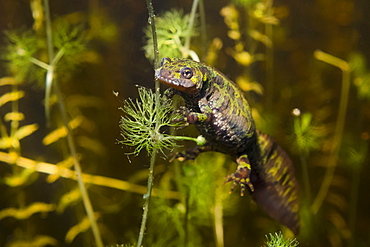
143, 9, 199, 62
119, 87, 206, 156
263, 231, 299, 247
0, 1, 123, 246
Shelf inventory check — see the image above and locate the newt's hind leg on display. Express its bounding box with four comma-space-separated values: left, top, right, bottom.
224, 154, 254, 196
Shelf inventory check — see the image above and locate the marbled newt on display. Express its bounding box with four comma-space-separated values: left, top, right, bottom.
155, 57, 299, 234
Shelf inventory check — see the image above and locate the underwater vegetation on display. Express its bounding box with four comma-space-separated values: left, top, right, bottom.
0, 0, 369, 246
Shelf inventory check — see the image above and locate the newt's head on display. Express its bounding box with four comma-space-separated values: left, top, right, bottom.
155, 58, 212, 94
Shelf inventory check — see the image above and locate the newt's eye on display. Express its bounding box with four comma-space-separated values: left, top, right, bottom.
181, 67, 193, 79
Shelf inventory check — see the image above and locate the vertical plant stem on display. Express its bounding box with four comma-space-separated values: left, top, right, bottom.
265, 21, 274, 110
198, 0, 207, 59
43, 1, 103, 246
245, 9, 257, 77
348, 139, 367, 247
136, 1, 160, 246
292, 113, 312, 201
43, 0, 53, 124
136, 152, 157, 247
300, 154, 312, 202
172, 161, 188, 245
213, 154, 226, 247
348, 167, 360, 247
184, 0, 199, 59
214, 193, 224, 247
184, 190, 190, 247
311, 50, 350, 214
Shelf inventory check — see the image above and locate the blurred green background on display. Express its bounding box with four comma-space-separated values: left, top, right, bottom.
0, 0, 369, 246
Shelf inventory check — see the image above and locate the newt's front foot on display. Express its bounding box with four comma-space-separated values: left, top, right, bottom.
224, 154, 254, 196
172, 106, 211, 130
172, 106, 190, 129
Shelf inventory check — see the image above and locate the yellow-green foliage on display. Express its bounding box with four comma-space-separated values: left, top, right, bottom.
143, 9, 198, 62
5, 235, 58, 247
290, 109, 323, 155
233, 0, 262, 7
2, 22, 87, 87
263, 232, 299, 247
349, 52, 370, 100
2, 30, 39, 82
0, 202, 55, 220
146, 152, 238, 246
119, 87, 181, 156
0, 2, 121, 246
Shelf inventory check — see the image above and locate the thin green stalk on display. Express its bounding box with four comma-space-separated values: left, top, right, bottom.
300, 154, 312, 202
164, 135, 205, 144
30, 57, 50, 70
184, 0, 199, 60
245, 9, 257, 77
214, 193, 224, 247
293, 113, 312, 201
348, 140, 367, 247
265, 21, 274, 110
43, 1, 103, 246
136, 1, 160, 246
44, 48, 65, 123
43, 0, 54, 124
184, 191, 190, 247
55, 81, 104, 247
311, 50, 351, 214
198, 0, 207, 59
136, 151, 157, 247
348, 167, 360, 247
213, 155, 226, 247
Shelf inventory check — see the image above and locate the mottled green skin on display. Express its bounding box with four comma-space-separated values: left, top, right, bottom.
155, 58, 299, 234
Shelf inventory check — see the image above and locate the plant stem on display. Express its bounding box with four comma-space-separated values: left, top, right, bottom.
265, 21, 274, 110
300, 154, 312, 202
136, 1, 160, 246
348, 140, 367, 247
164, 135, 203, 144
213, 154, 225, 247
136, 151, 157, 247
292, 113, 312, 201
43, 1, 103, 246
184, 0, 199, 59
348, 166, 360, 247
311, 50, 350, 214
198, 0, 207, 59
29, 57, 51, 70
55, 81, 104, 247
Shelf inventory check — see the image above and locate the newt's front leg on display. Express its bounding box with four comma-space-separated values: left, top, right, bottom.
224, 154, 254, 196
172, 106, 212, 129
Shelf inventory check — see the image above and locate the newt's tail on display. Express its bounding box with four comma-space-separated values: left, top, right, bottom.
252, 130, 300, 234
